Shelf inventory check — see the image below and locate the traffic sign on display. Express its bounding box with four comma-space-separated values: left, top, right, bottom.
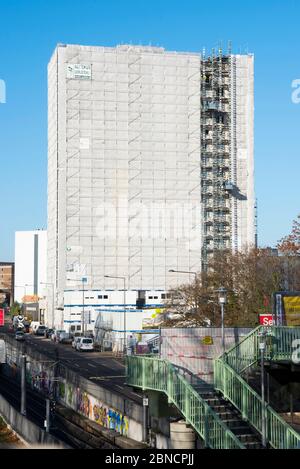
259, 314, 274, 326
0, 309, 4, 327
202, 336, 213, 345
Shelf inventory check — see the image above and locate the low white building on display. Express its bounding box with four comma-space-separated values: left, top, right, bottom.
14, 230, 47, 303
61, 289, 167, 350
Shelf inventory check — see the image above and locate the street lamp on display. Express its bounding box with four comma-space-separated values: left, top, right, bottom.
41, 282, 54, 328
216, 287, 227, 354
104, 275, 126, 354
168, 269, 198, 314
258, 329, 267, 448
168, 269, 197, 279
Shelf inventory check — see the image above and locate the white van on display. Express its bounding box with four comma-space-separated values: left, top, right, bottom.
76, 337, 94, 352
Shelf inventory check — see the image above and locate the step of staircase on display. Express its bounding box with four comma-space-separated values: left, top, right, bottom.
195, 389, 263, 448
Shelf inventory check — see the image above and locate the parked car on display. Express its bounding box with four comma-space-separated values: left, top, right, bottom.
35, 325, 47, 336
72, 336, 82, 349
75, 337, 94, 352
44, 328, 54, 339
15, 331, 25, 341
30, 321, 41, 334
58, 332, 72, 344
51, 330, 66, 342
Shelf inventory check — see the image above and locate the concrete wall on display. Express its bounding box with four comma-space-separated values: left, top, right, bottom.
0, 392, 67, 447
3, 335, 144, 442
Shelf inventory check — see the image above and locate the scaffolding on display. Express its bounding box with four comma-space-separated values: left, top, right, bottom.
201, 45, 233, 270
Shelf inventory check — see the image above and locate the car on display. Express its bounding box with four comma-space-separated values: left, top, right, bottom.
75, 337, 94, 352
72, 336, 82, 349
15, 331, 25, 341
51, 330, 65, 342
30, 321, 41, 334
58, 332, 72, 344
35, 325, 47, 336
44, 328, 54, 339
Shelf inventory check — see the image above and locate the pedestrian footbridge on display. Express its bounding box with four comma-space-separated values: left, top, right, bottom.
126, 326, 300, 449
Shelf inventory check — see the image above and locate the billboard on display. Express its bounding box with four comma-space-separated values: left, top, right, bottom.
273, 292, 300, 326
0, 308, 4, 326
283, 296, 300, 326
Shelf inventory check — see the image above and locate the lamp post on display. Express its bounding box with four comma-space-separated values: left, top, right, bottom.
168, 269, 198, 314
216, 287, 227, 354
105, 275, 126, 353
259, 330, 267, 448
41, 282, 54, 328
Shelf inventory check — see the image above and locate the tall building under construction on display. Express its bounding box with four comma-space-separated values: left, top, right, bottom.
47, 43, 254, 314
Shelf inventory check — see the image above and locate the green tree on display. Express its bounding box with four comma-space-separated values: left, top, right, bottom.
10, 301, 21, 317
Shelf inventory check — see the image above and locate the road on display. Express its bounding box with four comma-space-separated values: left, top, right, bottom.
1, 327, 142, 405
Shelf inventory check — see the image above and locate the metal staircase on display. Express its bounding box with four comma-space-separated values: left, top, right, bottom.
215, 326, 300, 448
127, 326, 300, 449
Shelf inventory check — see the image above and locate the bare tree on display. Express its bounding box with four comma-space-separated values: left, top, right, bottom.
163, 248, 294, 327
277, 214, 300, 256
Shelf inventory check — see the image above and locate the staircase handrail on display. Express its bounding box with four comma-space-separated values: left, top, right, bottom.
127, 355, 245, 449
215, 325, 300, 449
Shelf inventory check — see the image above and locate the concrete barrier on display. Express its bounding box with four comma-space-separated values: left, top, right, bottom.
0, 392, 69, 448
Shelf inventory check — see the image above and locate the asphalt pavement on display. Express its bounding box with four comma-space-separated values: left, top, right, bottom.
2, 327, 142, 404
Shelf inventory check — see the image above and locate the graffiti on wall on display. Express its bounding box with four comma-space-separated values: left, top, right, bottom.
6, 340, 130, 437
58, 380, 129, 436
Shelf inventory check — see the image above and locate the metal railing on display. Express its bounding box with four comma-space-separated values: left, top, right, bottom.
127, 356, 245, 449
224, 326, 300, 373
215, 326, 300, 449
214, 358, 300, 449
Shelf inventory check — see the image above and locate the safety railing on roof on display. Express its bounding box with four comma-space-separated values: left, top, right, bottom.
215, 326, 300, 449
126, 355, 245, 449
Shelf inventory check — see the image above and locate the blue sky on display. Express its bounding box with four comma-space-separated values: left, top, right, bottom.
0, 0, 299, 261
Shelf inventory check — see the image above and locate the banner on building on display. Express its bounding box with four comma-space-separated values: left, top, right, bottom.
67, 64, 92, 80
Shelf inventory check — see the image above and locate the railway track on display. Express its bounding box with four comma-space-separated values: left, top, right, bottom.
0, 372, 117, 448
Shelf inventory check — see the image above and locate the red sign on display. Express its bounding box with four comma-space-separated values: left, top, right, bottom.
259, 314, 274, 326
0, 309, 4, 327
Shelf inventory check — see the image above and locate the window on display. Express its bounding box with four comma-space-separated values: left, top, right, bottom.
98, 295, 103, 299
76, 325, 81, 331
161, 294, 166, 299
154, 296, 158, 300
70, 326, 76, 332
148, 296, 153, 300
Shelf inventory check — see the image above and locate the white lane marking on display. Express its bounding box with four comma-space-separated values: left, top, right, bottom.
112, 359, 126, 368
88, 363, 97, 368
